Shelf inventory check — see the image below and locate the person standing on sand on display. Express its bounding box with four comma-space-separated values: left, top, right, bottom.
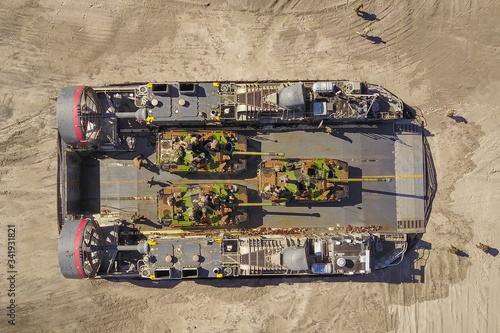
354, 3, 363, 15
449, 245, 459, 255
357, 26, 372, 38
476, 243, 490, 254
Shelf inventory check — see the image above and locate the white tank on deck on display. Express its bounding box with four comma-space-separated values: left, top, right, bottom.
314, 240, 323, 256
312, 81, 335, 94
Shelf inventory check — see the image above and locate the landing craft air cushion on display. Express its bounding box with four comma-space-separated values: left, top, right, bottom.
56, 80, 432, 280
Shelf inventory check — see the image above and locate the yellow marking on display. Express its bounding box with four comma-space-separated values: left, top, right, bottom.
150, 275, 155, 279
68, 175, 422, 186
213, 82, 220, 87
67, 180, 149, 185
334, 175, 423, 182
147, 83, 152, 88
362, 175, 423, 178
142, 229, 193, 235
101, 196, 156, 201
216, 273, 223, 278
146, 116, 155, 122
148, 240, 157, 246
215, 239, 222, 243
102, 180, 149, 183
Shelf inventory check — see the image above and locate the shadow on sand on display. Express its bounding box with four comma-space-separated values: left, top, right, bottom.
488, 247, 499, 257
366, 35, 387, 44
358, 10, 380, 21
449, 115, 468, 124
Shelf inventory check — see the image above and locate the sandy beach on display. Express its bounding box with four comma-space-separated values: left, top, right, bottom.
0, 0, 499, 332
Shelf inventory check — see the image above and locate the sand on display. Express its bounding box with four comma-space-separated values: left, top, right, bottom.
0, 0, 499, 332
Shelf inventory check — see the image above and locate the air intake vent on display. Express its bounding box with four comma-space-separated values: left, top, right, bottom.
395, 123, 421, 133
397, 219, 425, 233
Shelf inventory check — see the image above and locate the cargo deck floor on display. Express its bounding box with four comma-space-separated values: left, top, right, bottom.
93, 122, 424, 233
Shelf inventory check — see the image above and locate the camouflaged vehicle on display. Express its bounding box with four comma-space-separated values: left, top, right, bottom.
157, 130, 284, 174
258, 158, 349, 202
157, 130, 247, 174
158, 183, 250, 227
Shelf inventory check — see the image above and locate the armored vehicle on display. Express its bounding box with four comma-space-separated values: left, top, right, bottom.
157, 130, 284, 174
258, 158, 349, 202
158, 183, 249, 227
157, 130, 245, 174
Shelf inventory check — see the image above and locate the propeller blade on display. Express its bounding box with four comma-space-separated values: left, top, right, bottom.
86, 251, 94, 268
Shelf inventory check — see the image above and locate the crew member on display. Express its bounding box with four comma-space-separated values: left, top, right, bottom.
133, 155, 147, 169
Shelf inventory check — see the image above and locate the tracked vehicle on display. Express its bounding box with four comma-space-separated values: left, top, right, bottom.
157, 130, 284, 174
56, 81, 434, 281
158, 183, 250, 227
258, 158, 349, 202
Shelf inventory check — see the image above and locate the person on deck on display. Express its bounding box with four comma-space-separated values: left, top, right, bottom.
133, 155, 147, 169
